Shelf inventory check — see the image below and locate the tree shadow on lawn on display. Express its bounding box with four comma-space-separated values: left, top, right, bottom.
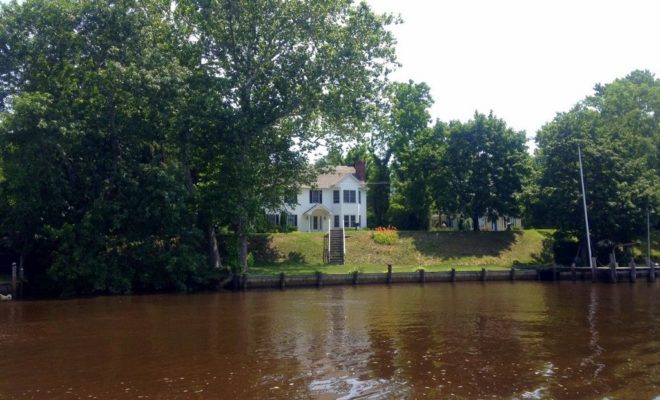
248, 234, 281, 264
398, 230, 519, 259
397, 230, 555, 267
527, 230, 556, 266
249, 234, 315, 266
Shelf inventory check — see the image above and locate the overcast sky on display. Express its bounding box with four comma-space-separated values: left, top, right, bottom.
2, 0, 658, 146
366, 0, 660, 143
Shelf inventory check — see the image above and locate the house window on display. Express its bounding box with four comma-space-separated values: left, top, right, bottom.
267, 214, 279, 225
343, 190, 356, 203
344, 215, 349, 227
309, 190, 322, 204
333, 190, 340, 204
287, 214, 297, 227
344, 215, 357, 227
358, 190, 361, 204
334, 215, 340, 228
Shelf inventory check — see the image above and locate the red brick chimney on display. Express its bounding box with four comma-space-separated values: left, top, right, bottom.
353, 160, 366, 182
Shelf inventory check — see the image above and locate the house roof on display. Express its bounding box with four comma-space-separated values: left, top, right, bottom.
302, 203, 333, 216
305, 166, 366, 189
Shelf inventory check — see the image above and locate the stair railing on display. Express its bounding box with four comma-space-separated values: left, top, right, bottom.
327, 222, 331, 262
323, 233, 329, 264
342, 225, 346, 255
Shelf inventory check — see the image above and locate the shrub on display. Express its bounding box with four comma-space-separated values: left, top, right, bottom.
372, 226, 399, 245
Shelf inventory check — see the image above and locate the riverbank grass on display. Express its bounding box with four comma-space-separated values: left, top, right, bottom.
636, 229, 660, 260
250, 229, 554, 275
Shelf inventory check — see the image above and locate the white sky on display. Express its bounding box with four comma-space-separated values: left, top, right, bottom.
366, 0, 660, 144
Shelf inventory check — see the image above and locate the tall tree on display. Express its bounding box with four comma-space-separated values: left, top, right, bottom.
0, 0, 399, 293
367, 80, 435, 228
533, 71, 659, 260
438, 112, 529, 231
177, 0, 398, 273
0, 0, 205, 294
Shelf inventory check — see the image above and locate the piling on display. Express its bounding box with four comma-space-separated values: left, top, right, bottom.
571, 264, 577, 281
591, 258, 598, 283
552, 264, 558, 281
315, 271, 323, 287
419, 268, 425, 284
629, 260, 636, 283
386, 264, 392, 284
231, 273, 240, 291
279, 272, 286, 290
18, 263, 24, 298
650, 262, 656, 282
352, 271, 359, 285
481, 268, 487, 282
536, 268, 541, 281
450, 268, 456, 283
241, 274, 248, 290
510, 267, 516, 281
11, 262, 17, 297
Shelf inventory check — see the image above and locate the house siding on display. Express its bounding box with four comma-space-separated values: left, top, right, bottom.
282, 178, 367, 232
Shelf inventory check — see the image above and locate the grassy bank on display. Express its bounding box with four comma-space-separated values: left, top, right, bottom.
636, 229, 660, 260
250, 229, 555, 275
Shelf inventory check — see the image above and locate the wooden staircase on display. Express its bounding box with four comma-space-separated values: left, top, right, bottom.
325, 228, 345, 264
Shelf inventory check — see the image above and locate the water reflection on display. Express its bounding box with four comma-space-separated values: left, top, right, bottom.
581, 286, 605, 380
0, 282, 657, 399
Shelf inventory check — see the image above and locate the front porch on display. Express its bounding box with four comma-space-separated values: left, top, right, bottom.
302, 203, 333, 232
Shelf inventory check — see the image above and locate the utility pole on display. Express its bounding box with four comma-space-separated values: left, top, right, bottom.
578, 145, 594, 273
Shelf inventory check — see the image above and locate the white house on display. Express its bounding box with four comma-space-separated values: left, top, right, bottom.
267, 162, 368, 232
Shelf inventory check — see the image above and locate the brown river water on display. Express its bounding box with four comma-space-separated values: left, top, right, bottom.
0, 282, 658, 399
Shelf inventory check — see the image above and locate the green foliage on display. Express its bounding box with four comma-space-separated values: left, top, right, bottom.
435, 112, 530, 231
371, 226, 398, 245
368, 81, 439, 229
0, 0, 397, 294
531, 70, 660, 255
175, 0, 397, 272
0, 0, 209, 294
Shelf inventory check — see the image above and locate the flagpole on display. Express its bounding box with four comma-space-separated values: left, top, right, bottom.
578, 144, 594, 270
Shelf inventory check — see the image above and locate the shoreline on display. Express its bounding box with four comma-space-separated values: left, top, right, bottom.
229, 266, 657, 291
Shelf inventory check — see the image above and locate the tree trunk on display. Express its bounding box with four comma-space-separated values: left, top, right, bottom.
370, 152, 391, 227
207, 225, 223, 270
239, 235, 248, 274
472, 212, 480, 231
237, 220, 248, 274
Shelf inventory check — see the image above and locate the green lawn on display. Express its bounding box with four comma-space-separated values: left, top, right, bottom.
249, 229, 555, 275
635, 229, 660, 260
